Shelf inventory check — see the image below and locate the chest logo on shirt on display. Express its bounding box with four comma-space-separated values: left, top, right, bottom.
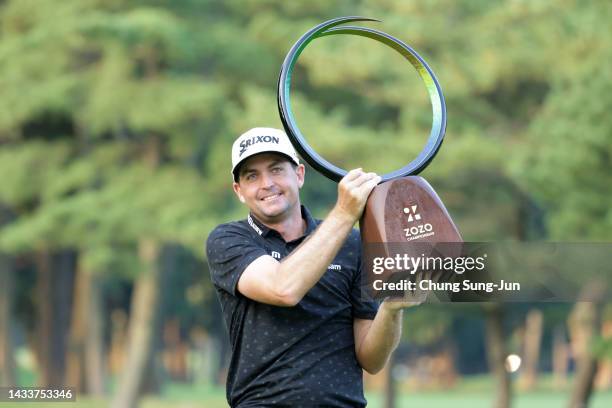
328, 264, 342, 271
271, 251, 281, 259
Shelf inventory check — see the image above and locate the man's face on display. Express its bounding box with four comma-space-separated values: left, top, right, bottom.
233, 153, 305, 223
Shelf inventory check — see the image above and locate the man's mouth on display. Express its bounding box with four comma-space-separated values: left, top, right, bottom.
261, 193, 282, 202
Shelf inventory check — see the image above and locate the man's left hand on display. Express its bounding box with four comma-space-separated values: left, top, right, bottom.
381, 270, 433, 311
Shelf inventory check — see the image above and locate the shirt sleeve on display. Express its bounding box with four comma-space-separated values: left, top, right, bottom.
206, 224, 268, 296
349, 230, 379, 320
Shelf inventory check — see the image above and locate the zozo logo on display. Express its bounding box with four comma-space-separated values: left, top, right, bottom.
404, 223, 433, 238
403, 205, 421, 222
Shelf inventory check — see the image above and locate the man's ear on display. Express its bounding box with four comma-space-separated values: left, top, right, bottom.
296, 164, 305, 188
232, 182, 245, 203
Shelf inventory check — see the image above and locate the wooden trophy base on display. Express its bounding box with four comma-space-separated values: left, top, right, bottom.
359, 176, 463, 300
360, 176, 462, 244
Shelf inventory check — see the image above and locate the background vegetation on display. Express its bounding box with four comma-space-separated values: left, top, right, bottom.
0, 0, 610, 407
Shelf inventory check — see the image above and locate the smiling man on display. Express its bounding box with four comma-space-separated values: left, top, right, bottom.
206, 127, 418, 407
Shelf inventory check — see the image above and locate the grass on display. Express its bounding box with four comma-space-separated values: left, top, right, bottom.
2, 386, 610, 408
2, 374, 611, 407
367, 389, 612, 408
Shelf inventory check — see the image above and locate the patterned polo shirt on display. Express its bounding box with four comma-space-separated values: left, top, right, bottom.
206, 205, 379, 407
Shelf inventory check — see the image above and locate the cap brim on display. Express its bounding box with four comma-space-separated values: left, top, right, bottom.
232, 152, 299, 182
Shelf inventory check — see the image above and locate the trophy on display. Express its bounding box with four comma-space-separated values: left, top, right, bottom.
277, 17, 462, 294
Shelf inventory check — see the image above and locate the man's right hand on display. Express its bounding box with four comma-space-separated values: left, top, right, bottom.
334, 168, 381, 222
236, 168, 380, 307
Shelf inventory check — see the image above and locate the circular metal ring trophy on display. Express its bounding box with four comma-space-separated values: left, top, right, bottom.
277, 17, 462, 285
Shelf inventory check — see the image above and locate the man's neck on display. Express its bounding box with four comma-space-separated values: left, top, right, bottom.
258, 206, 306, 242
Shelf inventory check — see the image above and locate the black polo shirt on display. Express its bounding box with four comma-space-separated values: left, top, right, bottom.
206, 206, 379, 407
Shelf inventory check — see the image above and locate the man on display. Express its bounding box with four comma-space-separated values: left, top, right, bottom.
206, 127, 419, 407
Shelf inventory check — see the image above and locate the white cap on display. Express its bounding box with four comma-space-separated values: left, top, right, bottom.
231, 127, 300, 181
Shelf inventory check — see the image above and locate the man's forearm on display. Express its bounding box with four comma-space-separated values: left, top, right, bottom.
267, 168, 380, 305
357, 303, 403, 374
274, 206, 355, 302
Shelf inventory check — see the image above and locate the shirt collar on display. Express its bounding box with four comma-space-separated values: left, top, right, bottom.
301, 205, 317, 235
247, 205, 317, 239
247, 212, 267, 236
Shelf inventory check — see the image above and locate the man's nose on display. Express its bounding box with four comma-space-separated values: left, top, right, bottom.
259, 171, 274, 188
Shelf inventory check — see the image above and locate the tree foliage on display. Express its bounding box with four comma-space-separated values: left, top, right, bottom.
0, 0, 610, 394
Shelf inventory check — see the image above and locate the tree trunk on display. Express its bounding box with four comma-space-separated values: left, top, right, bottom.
568, 301, 604, 408
35, 251, 76, 387
596, 321, 612, 388
163, 318, 187, 381
520, 309, 543, 390
36, 251, 53, 386
65, 268, 87, 392
85, 273, 106, 396
112, 239, 162, 408
384, 351, 398, 408
552, 326, 568, 389
66, 262, 106, 396
109, 310, 128, 376
485, 304, 511, 408
0, 254, 16, 387
214, 331, 231, 385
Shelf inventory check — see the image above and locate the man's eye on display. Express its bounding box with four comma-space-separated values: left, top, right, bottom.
246, 173, 256, 181
271, 167, 282, 173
